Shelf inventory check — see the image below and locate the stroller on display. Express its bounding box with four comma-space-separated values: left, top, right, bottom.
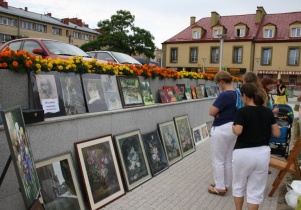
269, 104, 294, 158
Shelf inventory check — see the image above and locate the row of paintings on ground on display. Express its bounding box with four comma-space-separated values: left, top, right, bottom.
1, 106, 213, 210
31, 72, 220, 118
158, 84, 221, 103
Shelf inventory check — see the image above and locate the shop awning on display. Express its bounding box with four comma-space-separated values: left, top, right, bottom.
258, 70, 301, 75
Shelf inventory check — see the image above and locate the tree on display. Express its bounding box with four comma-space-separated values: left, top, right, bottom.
80, 10, 155, 59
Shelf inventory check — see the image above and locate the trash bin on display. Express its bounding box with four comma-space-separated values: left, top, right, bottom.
289, 85, 295, 98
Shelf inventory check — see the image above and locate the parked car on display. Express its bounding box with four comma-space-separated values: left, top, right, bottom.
86, 51, 141, 65
0, 38, 106, 62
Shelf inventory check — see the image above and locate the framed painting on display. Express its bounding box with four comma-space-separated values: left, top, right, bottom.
101, 75, 123, 110
31, 72, 66, 118
158, 89, 171, 103
82, 74, 108, 112
142, 131, 169, 176
117, 76, 144, 108
215, 85, 221, 96
35, 152, 85, 210
157, 121, 182, 165
140, 81, 155, 105
198, 84, 206, 98
200, 123, 210, 141
74, 135, 125, 210
174, 115, 196, 157
192, 126, 203, 146
114, 130, 152, 191
1, 106, 40, 208
206, 120, 213, 137
173, 86, 182, 101
205, 86, 216, 98
195, 85, 204, 99
163, 86, 177, 102
176, 84, 185, 100
190, 86, 197, 99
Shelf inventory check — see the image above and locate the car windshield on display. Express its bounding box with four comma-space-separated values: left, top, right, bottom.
43, 40, 90, 57
111, 52, 141, 64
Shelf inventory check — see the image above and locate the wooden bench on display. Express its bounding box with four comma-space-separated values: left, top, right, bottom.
268, 136, 301, 197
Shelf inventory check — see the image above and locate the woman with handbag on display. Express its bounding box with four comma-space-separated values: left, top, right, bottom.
275, 79, 287, 104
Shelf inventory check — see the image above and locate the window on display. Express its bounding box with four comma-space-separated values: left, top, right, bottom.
0, 34, 12, 42
262, 48, 272, 65
36, 24, 47, 32
264, 29, 273, 38
96, 52, 115, 62
211, 47, 219, 63
21, 21, 36, 30
288, 48, 299, 65
23, 41, 42, 55
292, 28, 301, 37
81, 34, 90, 40
213, 30, 221, 38
170, 48, 178, 63
236, 29, 245, 37
190, 48, 198, 63
193, 31, 200, 39
7, 41, 22, 51
233, 47, 242, 63
0, 16, 16, 26
73, 32, 80, 38
52, 27, 61, 35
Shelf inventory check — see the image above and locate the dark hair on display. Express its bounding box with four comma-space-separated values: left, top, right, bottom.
277, 79, 283, 83
240, 83, 264, 106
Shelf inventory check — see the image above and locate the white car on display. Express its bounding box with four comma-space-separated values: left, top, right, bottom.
86, 51, 141, 65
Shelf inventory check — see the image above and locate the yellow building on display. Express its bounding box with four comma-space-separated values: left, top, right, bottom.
0, 0, 99, 47
162, 7, 301, 85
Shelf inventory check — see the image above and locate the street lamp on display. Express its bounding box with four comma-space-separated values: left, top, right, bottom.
255, 58, 260, 75
217, 34, 228, 71
202, 58, 206, 73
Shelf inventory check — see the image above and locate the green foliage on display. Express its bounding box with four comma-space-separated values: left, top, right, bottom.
80, 10, 155, 59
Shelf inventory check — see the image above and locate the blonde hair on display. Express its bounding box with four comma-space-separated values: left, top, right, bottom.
214, 71, 232, 84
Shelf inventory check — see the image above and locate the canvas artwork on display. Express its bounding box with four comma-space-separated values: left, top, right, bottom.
59, 73, 86, 115
206, 120, 214, 136
215, 85, 221, 96
163, 86, 177, 102
174, 115, 196, 157
117, 76, 144, 108
200, 123, 210, 141
158, 121, 182, 165
158, 89, 171, 103
173, 86, 182, 101
82, 76, 108, 112
190, 86, 197, 99
1, 106, 40, 208
198, 84, 206, 97
35, 153, 85, 210
142, 131, 169, 176
75, 135, 125, 210
140, 81, 155, 105
185, 86, 192, 100
192, 126, 203, 146
205, 86, 216, 98
176, 84, 185, 100
101, 75, 123, 110
114, 130, 152, 191
195, 86, 204, 99
31, 72, 66, 117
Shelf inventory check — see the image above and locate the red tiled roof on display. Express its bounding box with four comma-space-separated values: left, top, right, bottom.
163, 11, 301, 44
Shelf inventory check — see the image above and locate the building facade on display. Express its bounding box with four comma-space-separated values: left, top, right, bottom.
0, 0, 100, 47
162, 7, 301, 85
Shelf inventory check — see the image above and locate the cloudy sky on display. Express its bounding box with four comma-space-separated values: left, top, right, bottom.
7, 0, 301, 48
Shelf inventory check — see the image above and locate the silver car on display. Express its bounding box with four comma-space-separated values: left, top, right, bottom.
86, 51, 141, 65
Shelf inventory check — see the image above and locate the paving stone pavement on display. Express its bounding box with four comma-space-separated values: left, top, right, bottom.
102, 138, 281, 210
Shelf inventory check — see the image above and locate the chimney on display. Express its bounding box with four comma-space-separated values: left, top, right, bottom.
255, 6, 267, 24
46, 13, 52, 17
0, 0, 8, 8
25, 7, 28, 11
190, 16, 196, 25
211, 11, 220, 27
84, 24, 89, 28
62, 18, 70, 25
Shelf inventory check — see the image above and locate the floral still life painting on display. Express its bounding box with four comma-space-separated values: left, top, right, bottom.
174, 115, 196, 157
158, 121, 183, 165
114, 130, 152, 191
142, 131, 169, 176
75, 135, 125, 210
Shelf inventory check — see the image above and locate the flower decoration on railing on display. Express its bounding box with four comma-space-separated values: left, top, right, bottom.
0, 47, 242, 82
